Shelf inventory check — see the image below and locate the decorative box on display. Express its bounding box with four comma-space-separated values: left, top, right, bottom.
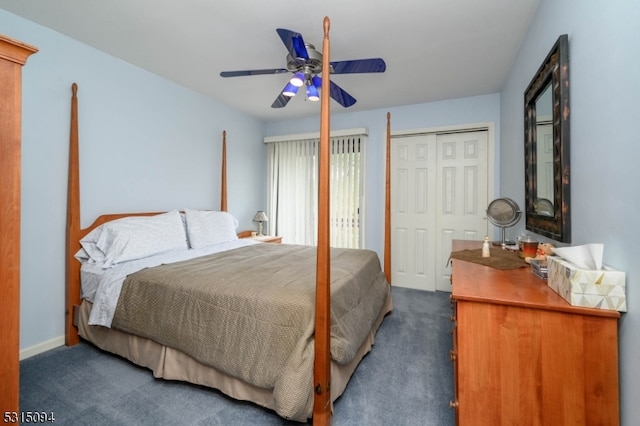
547, 256, 626, 312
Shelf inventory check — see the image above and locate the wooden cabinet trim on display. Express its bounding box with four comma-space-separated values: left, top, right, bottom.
0, 33, 37, 415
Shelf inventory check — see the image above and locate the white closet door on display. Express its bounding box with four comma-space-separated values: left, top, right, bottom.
435, 131, 489, 291
391, 134, 437, 290
391, 130, 489, 292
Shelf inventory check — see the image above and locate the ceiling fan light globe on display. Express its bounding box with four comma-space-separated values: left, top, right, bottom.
290, 71, 305, 87
306, 84, 320, 101
282, 83, 299, 97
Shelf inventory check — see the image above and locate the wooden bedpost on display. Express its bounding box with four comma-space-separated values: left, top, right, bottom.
313, 16, 332, 425
65, 83, 81, 346
384, 112, 392, 284
221, 130, 227, 212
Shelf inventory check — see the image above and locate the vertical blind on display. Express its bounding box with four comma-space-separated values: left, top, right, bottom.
266, 131, 365, 248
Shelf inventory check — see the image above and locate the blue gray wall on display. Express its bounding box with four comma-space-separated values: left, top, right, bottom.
500, 1, 640, 424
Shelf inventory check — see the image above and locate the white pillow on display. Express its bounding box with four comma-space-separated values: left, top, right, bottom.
80, 210, 188, 268
74, 247, 92, 263
79, 230, 107, 263
184, 209, 239, 249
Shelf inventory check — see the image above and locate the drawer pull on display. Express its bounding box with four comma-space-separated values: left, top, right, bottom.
449, 401, 459, 409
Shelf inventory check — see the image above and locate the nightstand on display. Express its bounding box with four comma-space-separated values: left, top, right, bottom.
237, 230, 282, 243
252, 235, 282, 244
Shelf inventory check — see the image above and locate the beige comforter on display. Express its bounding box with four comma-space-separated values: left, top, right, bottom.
111, 243, 390, 420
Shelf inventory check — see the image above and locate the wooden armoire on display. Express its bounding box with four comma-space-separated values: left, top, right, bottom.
0, 34, 38, 414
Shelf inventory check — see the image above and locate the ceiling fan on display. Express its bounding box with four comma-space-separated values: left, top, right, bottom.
219, 28, 386, 109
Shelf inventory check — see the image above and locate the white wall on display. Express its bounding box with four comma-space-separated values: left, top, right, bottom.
0, 10, 267, 351
266, 93, 501, 260
500, 1, 640, 424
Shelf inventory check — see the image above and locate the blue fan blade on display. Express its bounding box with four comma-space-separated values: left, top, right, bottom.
329, 81, 357, 107
220, 68, 288, 77
276, 28, 309, 61
271, 93, 292, 108
314, 77, 356, 107
330, 58, 386, 74
271, 94, 291, 108
271, 83, 294, 108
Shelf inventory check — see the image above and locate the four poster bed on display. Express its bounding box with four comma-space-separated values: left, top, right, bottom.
64, 18, 394, 423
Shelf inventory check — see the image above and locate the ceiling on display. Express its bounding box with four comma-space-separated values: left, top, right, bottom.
0, 0, 540, 122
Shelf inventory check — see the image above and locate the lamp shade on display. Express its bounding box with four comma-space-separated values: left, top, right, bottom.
306, 83, 319, 101
282, 83, 299, 97
253, 211, 268, 222
290, 72, 305, 87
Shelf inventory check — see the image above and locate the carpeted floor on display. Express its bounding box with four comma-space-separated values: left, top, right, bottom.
20, 287, 455, 425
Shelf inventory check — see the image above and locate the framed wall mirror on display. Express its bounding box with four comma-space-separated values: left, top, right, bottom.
524, 34, 570, 242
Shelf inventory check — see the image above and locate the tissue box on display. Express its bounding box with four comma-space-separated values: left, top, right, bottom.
547, 256, 626, 312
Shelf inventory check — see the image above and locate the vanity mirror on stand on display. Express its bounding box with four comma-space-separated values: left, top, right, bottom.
487, 197, 521, 246
524, 34, 571, 242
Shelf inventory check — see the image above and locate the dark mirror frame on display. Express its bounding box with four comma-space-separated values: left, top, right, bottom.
524, 34, 571, 242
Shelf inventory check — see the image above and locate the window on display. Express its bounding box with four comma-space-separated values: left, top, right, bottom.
265, 129, 366, 248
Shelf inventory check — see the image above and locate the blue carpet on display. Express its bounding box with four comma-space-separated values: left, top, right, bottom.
20, 287, 454, 425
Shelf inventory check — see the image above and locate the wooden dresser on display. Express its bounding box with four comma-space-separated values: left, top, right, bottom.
449, 240, 620, 425
0, 34, 37, 414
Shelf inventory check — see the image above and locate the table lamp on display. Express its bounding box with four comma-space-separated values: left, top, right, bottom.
253, 210, 268, 236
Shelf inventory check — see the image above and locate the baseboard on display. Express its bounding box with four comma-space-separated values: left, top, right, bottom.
20, 336, 65, 360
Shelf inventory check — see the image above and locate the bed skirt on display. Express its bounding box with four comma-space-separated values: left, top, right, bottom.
77, 290, 393, 421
